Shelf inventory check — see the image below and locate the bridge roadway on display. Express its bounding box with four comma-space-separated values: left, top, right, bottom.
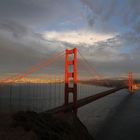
47, 86, 127, 114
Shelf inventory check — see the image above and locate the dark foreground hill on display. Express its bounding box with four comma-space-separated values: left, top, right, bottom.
0, 111, 93, 140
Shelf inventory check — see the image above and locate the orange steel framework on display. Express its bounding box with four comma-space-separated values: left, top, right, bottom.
128, 72, 134, 93
65, 48, 77, 114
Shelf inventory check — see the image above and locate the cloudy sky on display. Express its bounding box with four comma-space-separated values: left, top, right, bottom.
0, 0, 140, 79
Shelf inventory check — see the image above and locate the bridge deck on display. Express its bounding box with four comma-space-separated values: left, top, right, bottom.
47, 87, 126, 114
96, 90, 140, 140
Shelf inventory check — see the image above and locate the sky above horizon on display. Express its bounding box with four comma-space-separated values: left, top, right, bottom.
0, 0, 140, 79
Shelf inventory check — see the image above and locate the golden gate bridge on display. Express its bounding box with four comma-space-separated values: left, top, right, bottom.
0, 48, 138, 114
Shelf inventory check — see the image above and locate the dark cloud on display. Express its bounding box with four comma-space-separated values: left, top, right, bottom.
0, 0, 139, 77
86, 14, 96, 27
0, 20, 29, 38
0, 0, 81, 29
0, 21, 65, 75
133, 21, 140, 33
81, 0, 140, 33
102, 0, 118, 21
81, 0, 103, 15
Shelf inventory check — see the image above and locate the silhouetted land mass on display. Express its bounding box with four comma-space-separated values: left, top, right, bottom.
0, 111, 93, 140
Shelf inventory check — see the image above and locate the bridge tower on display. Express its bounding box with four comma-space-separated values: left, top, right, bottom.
128, 72, 134, 93
65, 48, 77, 114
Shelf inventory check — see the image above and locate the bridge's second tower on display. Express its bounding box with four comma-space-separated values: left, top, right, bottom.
65, 48, 77, 113
128, 72, 134, 93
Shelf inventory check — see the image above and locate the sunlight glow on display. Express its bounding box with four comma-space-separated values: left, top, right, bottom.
43, 30, 114, 45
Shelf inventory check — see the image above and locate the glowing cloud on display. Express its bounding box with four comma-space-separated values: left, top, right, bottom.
43, 30, 114, 45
